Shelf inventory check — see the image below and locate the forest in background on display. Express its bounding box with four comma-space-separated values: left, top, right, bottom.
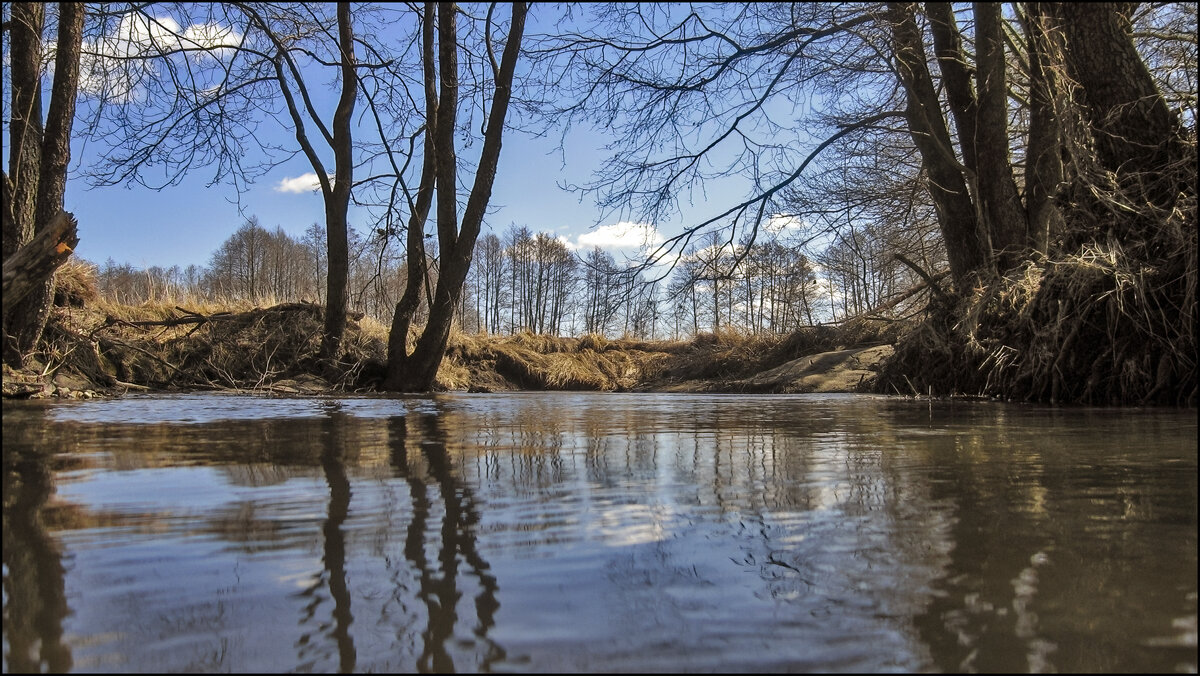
80, 210, 921, 341
3, 2, 1195, 402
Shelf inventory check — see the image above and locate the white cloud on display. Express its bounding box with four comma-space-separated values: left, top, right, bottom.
564, 221, 664, 252
181, 22, 241, 61
75, 13, 243, 102
274, 173, 330, 194
764, 214, 804, 236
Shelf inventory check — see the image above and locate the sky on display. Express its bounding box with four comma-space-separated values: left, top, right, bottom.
65, 109, 696, 270
54, 5, 761, 273
65, 122, 673, 269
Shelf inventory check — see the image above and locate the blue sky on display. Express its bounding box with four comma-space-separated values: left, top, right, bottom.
55, 4, 762, 272
65, 122, 651, 269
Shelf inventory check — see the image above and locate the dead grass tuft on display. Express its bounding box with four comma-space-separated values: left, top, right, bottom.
435, 330, 677, 391
879, 195, 1196, 405
53, 259, 99, 307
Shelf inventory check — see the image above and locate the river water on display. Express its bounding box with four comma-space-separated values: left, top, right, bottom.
2, 392, 1196, 673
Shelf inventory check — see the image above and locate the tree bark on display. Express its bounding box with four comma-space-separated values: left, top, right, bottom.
925, 3, 978, 178
37, 3, 84, 235
320, 2, 358, 361
1051, 2, 1187, 210
386, 3, 439, 381
887, 2, 988, 286
3, 2, 45, 367
1022, 3, 1066, 256
4, 3, 84, 367
3, 2, 43, 264
973, 2, 1027, 272
2, 212, 78, 311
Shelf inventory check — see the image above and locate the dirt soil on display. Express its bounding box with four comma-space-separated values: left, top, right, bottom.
651, 345, 893, 394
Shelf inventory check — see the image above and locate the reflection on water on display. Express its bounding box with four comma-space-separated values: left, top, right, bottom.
2, 393, 1196, 672
3, 433, 73, 672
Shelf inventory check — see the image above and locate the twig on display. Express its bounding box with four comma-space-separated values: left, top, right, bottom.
895, 253, 951, 303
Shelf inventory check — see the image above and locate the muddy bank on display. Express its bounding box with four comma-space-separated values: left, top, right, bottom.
659, 345, 895, 394
6, 227, 1190, 405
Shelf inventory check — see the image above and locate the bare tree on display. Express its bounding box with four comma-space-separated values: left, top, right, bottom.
75, 2, 375, 359
581, 247, 622, 335
384, 1, 529, 391
471, 232, 507, 333
3, 2, 85, 366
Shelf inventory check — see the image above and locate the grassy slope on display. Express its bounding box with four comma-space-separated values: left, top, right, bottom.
4, 270, 900, 398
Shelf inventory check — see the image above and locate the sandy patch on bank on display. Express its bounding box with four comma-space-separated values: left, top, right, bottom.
657, 344, 894, 393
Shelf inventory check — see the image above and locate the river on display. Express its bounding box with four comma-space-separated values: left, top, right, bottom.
3, 392, 1196, 672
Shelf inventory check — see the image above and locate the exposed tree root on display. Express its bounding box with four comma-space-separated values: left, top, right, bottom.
879, 197, 1196, 406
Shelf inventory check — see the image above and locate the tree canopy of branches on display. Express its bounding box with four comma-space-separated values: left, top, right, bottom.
538, 2, 1191, 279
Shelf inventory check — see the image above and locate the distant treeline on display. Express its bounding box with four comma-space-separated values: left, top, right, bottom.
90, 215, 938, 340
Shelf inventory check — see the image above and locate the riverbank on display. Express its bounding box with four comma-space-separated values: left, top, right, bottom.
8, 248, 1192, 406
1, 293, 901, 400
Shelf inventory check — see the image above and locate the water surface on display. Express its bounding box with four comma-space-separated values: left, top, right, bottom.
3, 392, 1196, 672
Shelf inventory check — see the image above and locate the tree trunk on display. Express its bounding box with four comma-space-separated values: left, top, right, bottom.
926, 3, 978, 178
2, 212, 78, 310
393, 0, 462, 390
887, 2, 988, 286
1048, 1, 1192, 254
386, 3, 439, 384
4, 2, 84, 367
1022, 2, 1067, 256
1052, 2, 1184, 191
973, 2, 1027, 272
37, 3, 84, 242
386, 2, 528, 391
320, 2, 358, 361
4, 3, 45, 367
4, 2, 43, 263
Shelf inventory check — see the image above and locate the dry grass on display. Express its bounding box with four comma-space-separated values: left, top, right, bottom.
434, 357, 473, 391
660, 329, 778, 380
429, 321, 900, 392
53, 259, 99, 307
435, 328, 679, 391
37, 297, 390, 392
576, 332, 610, 352
879, 196, 1197, 405
33, 280, 911, 396
357, 314, 391, 346
91, 295, 266, 323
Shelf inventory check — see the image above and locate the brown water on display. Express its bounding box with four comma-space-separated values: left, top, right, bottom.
2, 392, 1196, 673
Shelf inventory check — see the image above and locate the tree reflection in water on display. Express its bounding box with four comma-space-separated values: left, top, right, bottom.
293, 403, 504, 672
2, 445, 72, 672
390, 411, 503, 673
294, 403, 358, 672
1, 394, 1193, 672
